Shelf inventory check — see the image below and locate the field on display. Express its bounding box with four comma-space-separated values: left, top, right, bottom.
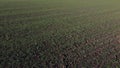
0, 0, 120, 67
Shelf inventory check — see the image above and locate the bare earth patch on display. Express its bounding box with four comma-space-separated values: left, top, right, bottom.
116, 35, 120, 44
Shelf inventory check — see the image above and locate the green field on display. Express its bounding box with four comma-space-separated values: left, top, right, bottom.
0, 0, 120, 67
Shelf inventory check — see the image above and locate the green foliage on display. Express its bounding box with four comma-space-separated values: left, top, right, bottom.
0, 0, 120, 67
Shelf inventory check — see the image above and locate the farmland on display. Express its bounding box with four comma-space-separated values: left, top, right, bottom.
0, 0, 120, 67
